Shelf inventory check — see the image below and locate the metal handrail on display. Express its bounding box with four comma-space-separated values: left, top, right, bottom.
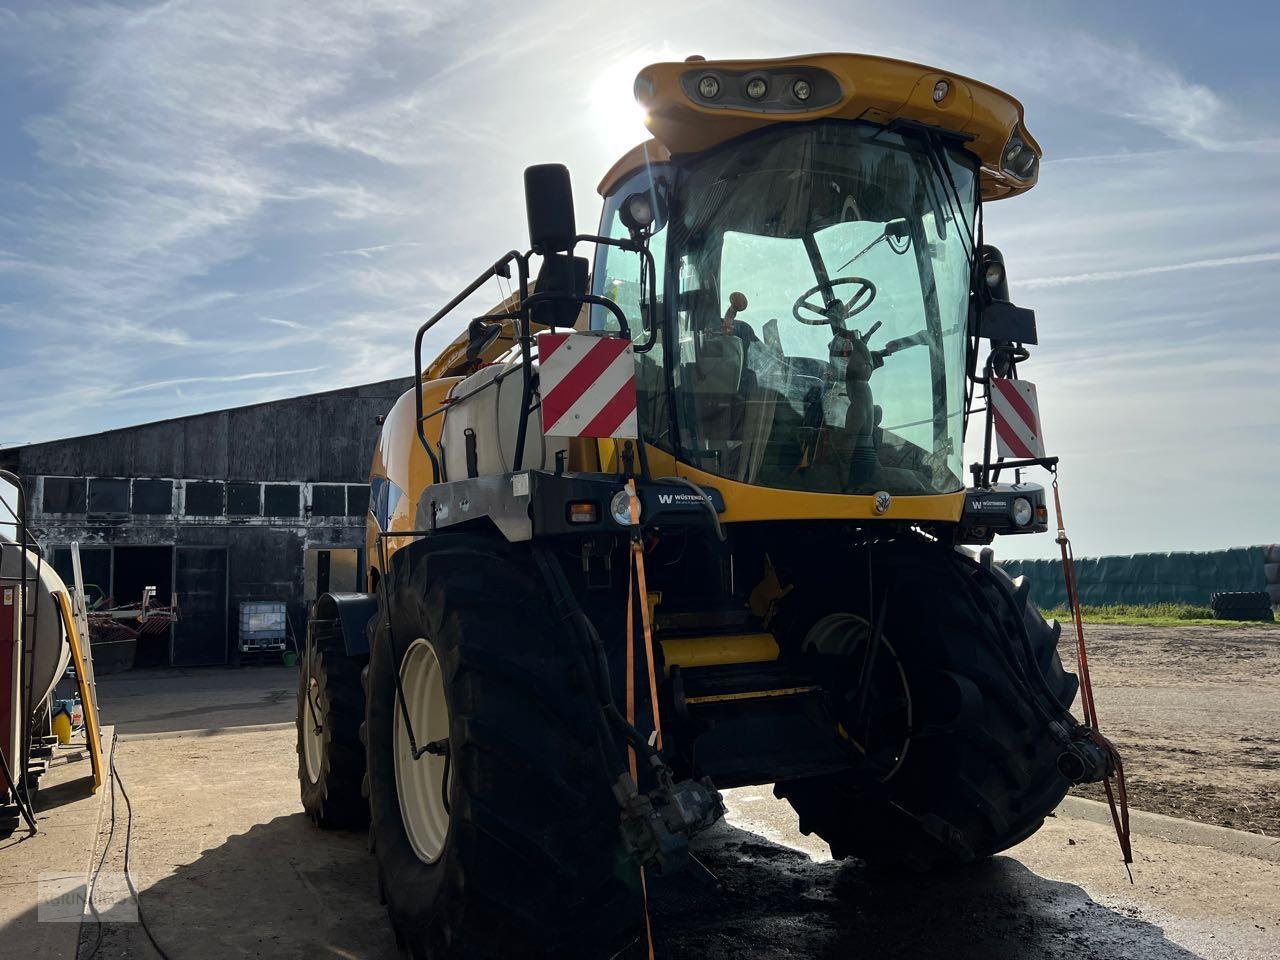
410, 232, 657, 488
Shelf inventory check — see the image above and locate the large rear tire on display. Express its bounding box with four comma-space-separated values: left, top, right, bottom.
365, 534, 640, 959
297, 620, 369, 829
774, 545, 1078, 870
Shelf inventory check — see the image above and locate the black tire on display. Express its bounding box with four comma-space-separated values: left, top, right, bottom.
774, 544, 1078, 871
1211, 591, 1270, 613
365, 533, 640, 959
297, 619, 368, 829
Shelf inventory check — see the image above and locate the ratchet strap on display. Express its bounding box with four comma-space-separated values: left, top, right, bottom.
1054, 475, 1133, 875
625, 478, 664, 772
624, 478, 661, 960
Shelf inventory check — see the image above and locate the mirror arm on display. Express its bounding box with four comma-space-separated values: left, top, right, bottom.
523, 291, 631, 339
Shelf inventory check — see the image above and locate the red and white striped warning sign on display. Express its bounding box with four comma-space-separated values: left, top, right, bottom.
991, 378, 1046, 459
537, 332, 638, 438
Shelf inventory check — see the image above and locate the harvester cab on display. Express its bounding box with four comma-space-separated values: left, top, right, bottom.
297, 53, 1113, 958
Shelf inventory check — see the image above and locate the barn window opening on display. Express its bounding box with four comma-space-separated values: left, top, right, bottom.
227, 483, 262, 517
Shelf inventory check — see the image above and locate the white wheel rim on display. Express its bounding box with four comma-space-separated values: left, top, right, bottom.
394, 638, 451, 864
302, 672, 324, 783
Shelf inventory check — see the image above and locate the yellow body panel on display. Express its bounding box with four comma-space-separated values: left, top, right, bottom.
659, 632, 780, 676
366, 377, 462, 578
597, 439, 965, 524
611, 52, 1038, 201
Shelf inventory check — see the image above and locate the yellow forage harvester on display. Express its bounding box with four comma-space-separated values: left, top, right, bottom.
296, 53, 1116, 957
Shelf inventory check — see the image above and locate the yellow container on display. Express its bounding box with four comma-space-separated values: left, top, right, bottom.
53, 708, 73, 745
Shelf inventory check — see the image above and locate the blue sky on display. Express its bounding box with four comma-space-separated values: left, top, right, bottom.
0, 0, 1277, 559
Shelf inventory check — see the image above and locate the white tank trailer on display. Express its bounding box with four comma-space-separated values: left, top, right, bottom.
1, 531, 73, 816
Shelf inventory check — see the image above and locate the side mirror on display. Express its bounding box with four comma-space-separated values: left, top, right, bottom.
524, 164, 576, 255
466, 319, 506, 361
531, 254, 589, 329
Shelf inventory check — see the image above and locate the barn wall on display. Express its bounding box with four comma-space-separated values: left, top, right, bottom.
0, 377, 413, 664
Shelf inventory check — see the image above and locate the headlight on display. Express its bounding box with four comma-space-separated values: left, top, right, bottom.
633, 74, 655, 105
610, 489, 635, 526
745, 76, 768, 101
792, 78, 812, 101
1012, 497, 1033, 527
1001, 130, 1039, 182
697, 75, 721, 99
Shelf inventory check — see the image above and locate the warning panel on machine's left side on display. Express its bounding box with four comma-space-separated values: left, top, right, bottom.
537, 332, 638, 439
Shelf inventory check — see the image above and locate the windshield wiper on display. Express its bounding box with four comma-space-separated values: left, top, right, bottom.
837, 219, 910, 271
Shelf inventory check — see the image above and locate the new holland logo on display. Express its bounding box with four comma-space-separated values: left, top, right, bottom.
874, 491, 892, 514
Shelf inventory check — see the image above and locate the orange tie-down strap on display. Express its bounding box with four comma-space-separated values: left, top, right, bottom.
1053, 477, 1132, 872
625, 478, 662, 960
624, 479, 663, 771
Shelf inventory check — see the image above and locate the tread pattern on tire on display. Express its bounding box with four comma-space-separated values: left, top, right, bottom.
773, 544, 1078, 871
1210, 591, 1275, 621
365, 533, 640, 960
297, 620, 369, 829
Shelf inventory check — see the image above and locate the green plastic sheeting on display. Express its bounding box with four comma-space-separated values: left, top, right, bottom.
1000, 546, 1269, 609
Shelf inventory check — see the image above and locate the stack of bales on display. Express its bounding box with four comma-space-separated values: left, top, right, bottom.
1268, 545, 1280, 608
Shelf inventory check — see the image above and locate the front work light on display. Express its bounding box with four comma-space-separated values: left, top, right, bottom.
620, 192, 655, 232
698, 75, 721, 99
610, 490, 636, 526
745, 77, 768, 100
1012, 497, 1033, 527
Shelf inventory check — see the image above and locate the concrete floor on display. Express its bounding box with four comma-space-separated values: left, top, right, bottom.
3, 660, 1276, 959
11, 725, 1269, 960
0, 731, 115, 960
95, 663, 296, 736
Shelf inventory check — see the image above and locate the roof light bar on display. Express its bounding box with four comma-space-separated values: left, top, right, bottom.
676, 67, 842, 113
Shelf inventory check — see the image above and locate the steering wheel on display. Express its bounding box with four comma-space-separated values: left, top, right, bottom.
792, 277, 877, 327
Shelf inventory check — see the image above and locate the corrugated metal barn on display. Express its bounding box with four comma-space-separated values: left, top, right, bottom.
0, 377, 412, 667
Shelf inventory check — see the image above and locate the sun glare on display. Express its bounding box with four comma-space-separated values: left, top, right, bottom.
587, 51, 667, 158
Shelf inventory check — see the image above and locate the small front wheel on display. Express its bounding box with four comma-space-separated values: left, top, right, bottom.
297, 620, 368, 829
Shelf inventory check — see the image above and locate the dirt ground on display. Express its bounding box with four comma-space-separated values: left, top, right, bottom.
1061, 623, 1280, 837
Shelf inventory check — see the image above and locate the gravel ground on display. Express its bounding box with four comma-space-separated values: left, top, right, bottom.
1060, 623, 1280, 837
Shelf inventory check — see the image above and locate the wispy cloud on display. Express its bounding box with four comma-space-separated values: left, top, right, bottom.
1022, 251, 1280, 289
108, 367, 323, 397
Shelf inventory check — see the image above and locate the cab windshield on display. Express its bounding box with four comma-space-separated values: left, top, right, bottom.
593, 121, 977, 496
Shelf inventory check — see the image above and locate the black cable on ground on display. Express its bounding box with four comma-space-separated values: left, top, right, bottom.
83, 733, 171, 960
111, 743, 173, 960
83, 734, 118, 960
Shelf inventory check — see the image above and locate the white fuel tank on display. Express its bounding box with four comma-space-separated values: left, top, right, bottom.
441, 353, 568, 480
1, 535, 72, 712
